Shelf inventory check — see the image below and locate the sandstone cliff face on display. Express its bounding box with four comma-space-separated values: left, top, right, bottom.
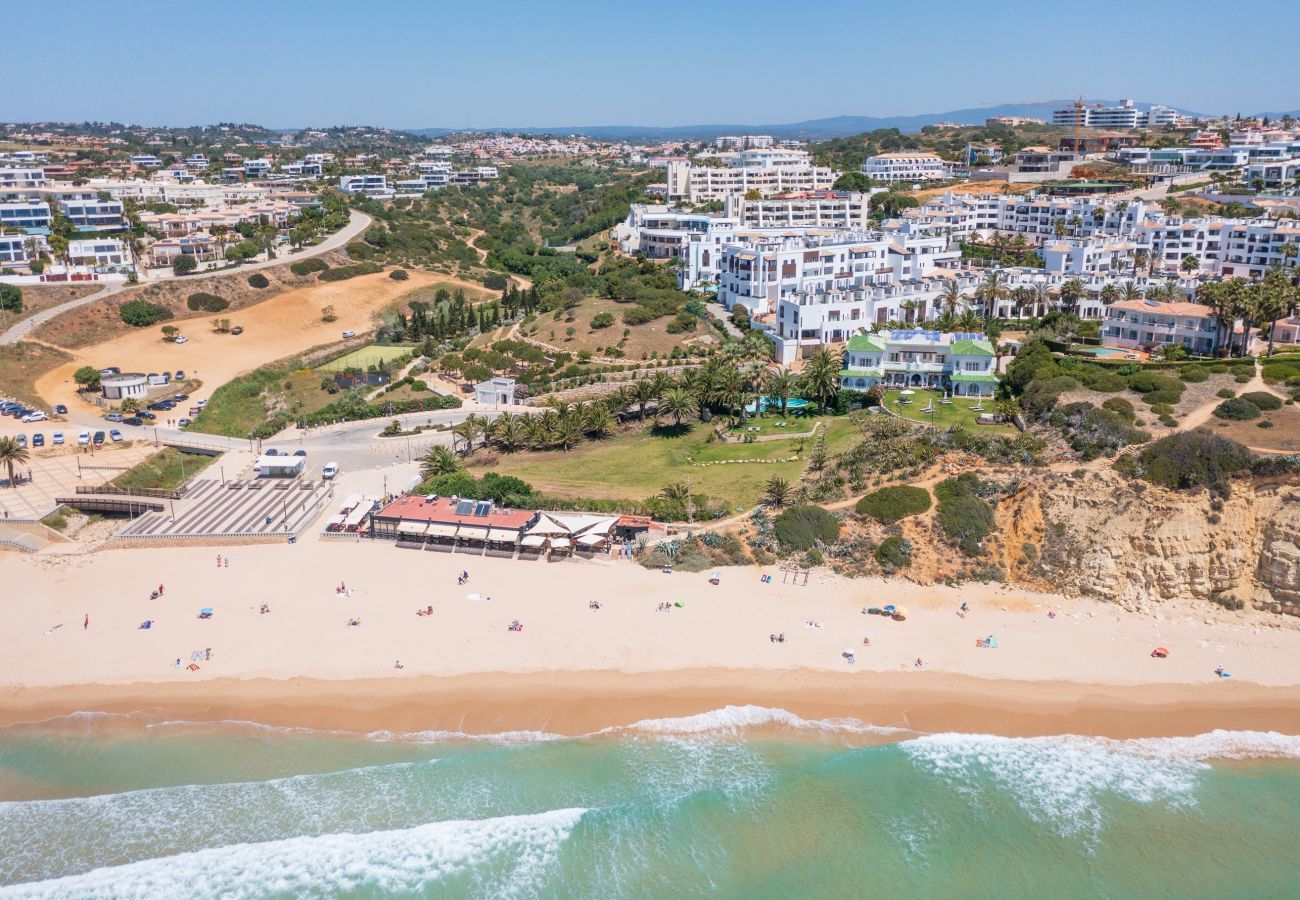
1032, 471, 1300, 616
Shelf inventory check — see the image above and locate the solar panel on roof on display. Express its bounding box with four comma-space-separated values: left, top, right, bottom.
474, 501, 491, 517
455, 499, 473, 516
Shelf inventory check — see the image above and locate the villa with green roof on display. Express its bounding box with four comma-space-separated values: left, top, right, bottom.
841, 329, 998, 397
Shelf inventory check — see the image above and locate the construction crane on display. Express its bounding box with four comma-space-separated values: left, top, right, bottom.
1072, 96, 1104, 151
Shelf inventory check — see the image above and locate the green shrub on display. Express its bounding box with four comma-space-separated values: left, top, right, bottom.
1207, 364, 1228, 374
590, 312, 615, 329
934, 473, 995, 556
1178, 366, 1209, 383
855, 485, 932, 523
1215, 388, 1236, 399
1240, 391, 1282, 411
483, 272, 509, 290
1261, 362, 1300, 384
119, 299, 170, 326
345, 241, 375, 260
1213, 397, 1261, 420
1101, 397, 1135, 420
186, 292, 228, 312
1149, 403, 1174, 416
1120, 431, 1255, 492
773, 504, 840, 550
1127, 372, 1183, 395
247, 273, 269, 289
1083, 371, 1127, 393
1159, 415, 1178, 427
1234, 373, 1252, 384
290, 257, 329, 276
874, 535, 912, 573
1258, 420, 1275, 429
389, 268, 409, 281
1049, 401, 1150, 458
1141, 388, 1182, 406
319, 261, 383, 282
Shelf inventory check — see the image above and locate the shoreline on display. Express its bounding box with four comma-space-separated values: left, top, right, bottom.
4, 669, 1300, 741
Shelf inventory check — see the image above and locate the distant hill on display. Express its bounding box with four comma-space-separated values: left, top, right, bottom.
406, 100, 1210, 141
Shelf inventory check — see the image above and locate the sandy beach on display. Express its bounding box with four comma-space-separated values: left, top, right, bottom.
3, 539, 1299, 738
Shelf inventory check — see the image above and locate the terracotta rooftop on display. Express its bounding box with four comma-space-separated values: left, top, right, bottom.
1110, 299, 1214, 317
374, 495, 536, 529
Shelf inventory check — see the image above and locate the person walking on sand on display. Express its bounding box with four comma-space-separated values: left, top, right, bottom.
158, 584, 164, 596
83, 613, 88, 630
223, 556, 229, 568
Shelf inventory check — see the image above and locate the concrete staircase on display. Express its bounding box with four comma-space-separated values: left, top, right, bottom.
0, 523, 51, 553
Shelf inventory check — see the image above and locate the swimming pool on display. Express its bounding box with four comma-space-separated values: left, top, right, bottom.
745, 396, 811, 414
1078, 347, 1130, 358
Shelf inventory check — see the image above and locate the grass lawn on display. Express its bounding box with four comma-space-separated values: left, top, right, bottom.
518, 296, 719, 359
881, 389, 1016, 433
189, 368, 337, 437
109, 447, 216, 492
472, 416, 858, 511
0, 341, 73, 409
317, 344, 413, 372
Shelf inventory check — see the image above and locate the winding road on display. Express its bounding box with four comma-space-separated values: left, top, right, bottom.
0, 210, 372, 347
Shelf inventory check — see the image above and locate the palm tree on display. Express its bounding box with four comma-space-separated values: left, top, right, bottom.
716, 367, 746, 421
450, 420, 477, 455
490, 414, 529, 452
1057, 278, 1084, 315
1099, 283, 1121, 308
764, 367, 798, 417
763, 475, 793, 509
551, 414, 584, 451
583, 403, 615, 438
1009, 285, 1033, 320
1028, 282, 1058, 318
0, 436, 29, 489
631, 379, 656, 421
1120, 281, 1145, 303
801, 347, 842, 413
974, 271, 1010, 318
419, 445, 460, 480
938, 280, 965, 318
1180, 254, 1200, 276
658, 387, 695, 428
1133, 249, 1151, 277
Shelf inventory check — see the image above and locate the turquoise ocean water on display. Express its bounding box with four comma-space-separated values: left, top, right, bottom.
1, 707, 1298, 898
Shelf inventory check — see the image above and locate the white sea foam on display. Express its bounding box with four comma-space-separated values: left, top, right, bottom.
365, 727, 564, 745
612, 705, 910, 738
0, 807, 586, 899
900, 730, 1300, 840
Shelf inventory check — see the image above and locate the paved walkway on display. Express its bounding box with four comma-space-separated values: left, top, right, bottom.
0, 210, 372, 347
0, 443, 155, 519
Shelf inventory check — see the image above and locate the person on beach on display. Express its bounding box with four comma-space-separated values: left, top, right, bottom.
223, 556, 229, 567
83, 613, 88, 630
394, 660, 404, 669
216, 554, 221, 567
158, 584, 164, 596
204, 648, 212, 661
915, 657, 924, 668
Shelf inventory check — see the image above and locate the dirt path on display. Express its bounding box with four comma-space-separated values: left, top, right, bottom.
465, 227, 532, 290
35, 271, 438, 423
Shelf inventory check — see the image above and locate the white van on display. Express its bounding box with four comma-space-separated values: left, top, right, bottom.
321, 462, 339, 480
77, 430, 90, 446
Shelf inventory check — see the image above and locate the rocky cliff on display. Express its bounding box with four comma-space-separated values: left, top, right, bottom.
1026, 470, 1300, 616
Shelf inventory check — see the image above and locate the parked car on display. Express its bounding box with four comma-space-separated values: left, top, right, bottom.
341, 330, 356, 338
102, 366, 120, 375
147, 402, 168, 411
77, 430, 90, 446
22, 411, 47, 423
52, 432, 64, 445
230, 326, 244, 335
293, 449, 306, 457
174, 335, 188, 344
124, 417, 143, 426
105, 412, 124, 423
109, 429, 123, 442
265, 448, 279, 456
322, 462, 339, 479
92, 431, 105, 445
173, 392, 188, 401
188, 407, 200, 416
196, 399, 207, 408
177, 417, 191, 427
174, 372, 186, 382
16, 435, 26, 447
0, 402, 20, 414
53, 404, 68, 415
32, 434, 44, 447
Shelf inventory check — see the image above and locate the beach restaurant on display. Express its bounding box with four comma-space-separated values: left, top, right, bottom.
370, 495, 538, 555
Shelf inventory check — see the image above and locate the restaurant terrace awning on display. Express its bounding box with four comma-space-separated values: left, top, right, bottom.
485, 528, 519, 543
427, 523, 460, 539
396, 521, 428, 536
457, 525, 490, 541
520, 534, 546, 548
576, 532, 606, 546
550, 537, 572, 548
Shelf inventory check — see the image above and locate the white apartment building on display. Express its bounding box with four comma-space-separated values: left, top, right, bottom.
1051, 100, 1184, 129
67, 238, 133, 271
339, 174, 393, 198
0, 200, 52, 232
184, 154, 209, 170
722, 190, 875, 229
963, 144, 1004, 166
1101, 299, 1220, 354
666, 149, 838, 203
60, 197, 126, 231
840, 330, 998, 396
1041, 238, 1141, 276
130, 154, 163, 168
0, 167, 48, 189
715, 135, 774, 150
861, 152, 950, 183
0, 233, 43, 266
717, 230, 958, 320
1245, 157, 1300, 189
243, 159, 273, 178
1219, 220, 1300, 278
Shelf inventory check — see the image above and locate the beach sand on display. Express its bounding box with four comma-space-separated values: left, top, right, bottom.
3, 539, 1298, 738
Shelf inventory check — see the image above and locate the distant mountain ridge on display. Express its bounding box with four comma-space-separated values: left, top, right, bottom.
406, 99, 1214, 141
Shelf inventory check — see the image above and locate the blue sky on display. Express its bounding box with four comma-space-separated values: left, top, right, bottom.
9, 0, 1294, 128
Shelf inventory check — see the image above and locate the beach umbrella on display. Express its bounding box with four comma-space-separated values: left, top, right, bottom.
465, 593, 484, 602
883, 604, 896, 612
899, 389, 915, 396
200, 608, 213, 615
